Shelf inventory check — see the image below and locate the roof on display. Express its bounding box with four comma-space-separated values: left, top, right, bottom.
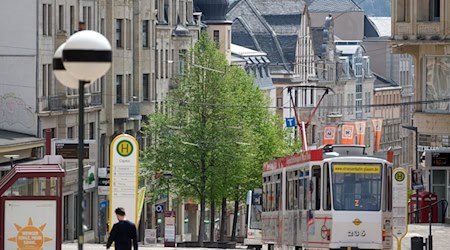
308, 0, 363, 13
336, 44, 361, 55
231, 43, 267, 57
0, 130, 45, 148
373, 73, 401, 90
367, 17, 391, 37
0, 164, 64, 195
227, 0, 304, 73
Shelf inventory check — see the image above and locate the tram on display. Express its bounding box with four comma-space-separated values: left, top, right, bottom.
261, 144, 393, 250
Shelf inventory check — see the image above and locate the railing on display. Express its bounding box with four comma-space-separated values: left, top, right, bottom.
408, 199, 449, 223
43, 92, 103, 112
47, 95, 64, 111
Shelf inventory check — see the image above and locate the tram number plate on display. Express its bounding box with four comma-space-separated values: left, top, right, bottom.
348, 230, 366, 237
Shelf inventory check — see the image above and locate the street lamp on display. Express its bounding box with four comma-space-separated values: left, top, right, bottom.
4, 154, 19, 168
53, 30, 111, 250
401, 124, 420, 224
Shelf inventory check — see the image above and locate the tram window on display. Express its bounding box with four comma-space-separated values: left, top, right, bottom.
275, 179, 281, 210
323, 163, 331, 211
312, 166, 321, 210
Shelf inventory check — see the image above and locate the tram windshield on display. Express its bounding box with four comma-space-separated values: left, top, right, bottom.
331, 163, 382, 211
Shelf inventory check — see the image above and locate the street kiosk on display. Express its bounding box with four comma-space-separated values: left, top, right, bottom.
0, 164, 64, 250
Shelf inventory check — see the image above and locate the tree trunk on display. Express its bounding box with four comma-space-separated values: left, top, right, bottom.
231, 199, 239, 241
198, 158, 207, 246
210, 196, 215, 242
219, 197, 227, 242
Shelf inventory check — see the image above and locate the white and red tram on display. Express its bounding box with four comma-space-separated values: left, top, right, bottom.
261, 145, 393, 250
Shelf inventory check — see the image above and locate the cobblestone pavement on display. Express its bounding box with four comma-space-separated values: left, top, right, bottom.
63, 224, 450, 250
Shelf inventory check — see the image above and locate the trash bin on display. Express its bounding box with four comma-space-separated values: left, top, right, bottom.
411, 236, 424, 250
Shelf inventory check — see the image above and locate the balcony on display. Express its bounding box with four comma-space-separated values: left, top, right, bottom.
42, 92, 102, 112
394, 21, 442, 40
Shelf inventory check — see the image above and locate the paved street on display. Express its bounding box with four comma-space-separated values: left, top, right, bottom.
62, 224, 450, 250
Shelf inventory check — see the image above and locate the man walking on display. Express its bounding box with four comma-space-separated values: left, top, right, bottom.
107, 207, 138, 250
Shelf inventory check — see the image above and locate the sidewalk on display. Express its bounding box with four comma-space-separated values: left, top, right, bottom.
62, 225, 450, 250
399, 223, 450, 250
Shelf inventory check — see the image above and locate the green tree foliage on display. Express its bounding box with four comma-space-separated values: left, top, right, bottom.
141, 32, 290, 244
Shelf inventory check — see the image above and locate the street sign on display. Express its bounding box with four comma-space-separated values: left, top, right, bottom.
285, 117, 296, 128
155, 204, 165, 213
392, 167, 408, 249
109, 134, 139, 230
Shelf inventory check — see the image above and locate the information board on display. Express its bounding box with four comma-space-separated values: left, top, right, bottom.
109, 134, 139, 228
392, 168, 408, 244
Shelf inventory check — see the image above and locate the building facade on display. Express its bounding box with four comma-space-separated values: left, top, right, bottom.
392, 0, 450, 220
0, 0, 200, 243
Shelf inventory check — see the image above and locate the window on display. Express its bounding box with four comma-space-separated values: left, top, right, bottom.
88, 7, 92, 29
151, 73, 157, 101
67, 127, 74, 138
155, 50, 159, 79
332, 163, 382, 211
70, 6, 75, 34
58, 5, 64, 31
143, 74, 150, 101
311, 166, 321, 210
323, 163, 331, 211
48, 63, 53, 95
100, 18, 105, 35
430, 0, 440, 21
143, 20, 149, 47
165, 50, 169, 79
396, 0, 410, 22
116, 19, 123, 48
213, 30, 220, 47
126, 19, 131, 50
42, 64, 48, 97
89, 122, 94, 140
127, 74, 132, 102
82, 7, 87, 28
424, 56, 450, 112
116, 75, 123, 103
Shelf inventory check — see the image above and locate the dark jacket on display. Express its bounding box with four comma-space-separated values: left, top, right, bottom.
106, 220, 138, 250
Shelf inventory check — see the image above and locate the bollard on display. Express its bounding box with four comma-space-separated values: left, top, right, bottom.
411, 236, 424, 250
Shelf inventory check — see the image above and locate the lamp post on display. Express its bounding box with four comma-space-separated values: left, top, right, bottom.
53, 30, 111, 250
402, 124, 420, 224
4, 154, 20, 169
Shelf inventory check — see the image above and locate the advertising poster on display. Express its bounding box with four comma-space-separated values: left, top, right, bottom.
4, 200, 57, 250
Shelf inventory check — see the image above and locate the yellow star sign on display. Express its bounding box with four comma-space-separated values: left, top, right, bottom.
8, 217, 52, 250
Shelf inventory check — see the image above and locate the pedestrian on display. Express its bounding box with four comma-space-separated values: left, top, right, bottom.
106, 207, 138, 250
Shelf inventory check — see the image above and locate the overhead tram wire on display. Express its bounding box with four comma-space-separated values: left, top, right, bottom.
175, 97, 450, 110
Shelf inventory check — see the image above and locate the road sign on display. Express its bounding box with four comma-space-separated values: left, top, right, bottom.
109, 134, 139, 230
285, 117, 296, 128
392, 167, 408, 249
155, 204, 165, 213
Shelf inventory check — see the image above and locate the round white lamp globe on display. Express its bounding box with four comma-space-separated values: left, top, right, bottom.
53, 43, 80, 89
62, 30, 112, 82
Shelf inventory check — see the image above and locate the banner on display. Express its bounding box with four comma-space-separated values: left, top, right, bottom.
323, 124, 338, 145
354, 120, 367, 145
371, 118, 383, 152
341, 123, 355, 144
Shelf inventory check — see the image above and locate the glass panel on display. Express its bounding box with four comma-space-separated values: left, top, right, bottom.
2, 177, 59, 197
433, 170, 446, 185
425, 56, 450, 112
332, 163, 382, 211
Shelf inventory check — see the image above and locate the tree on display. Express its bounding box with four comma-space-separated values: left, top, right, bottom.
142, 32, 290, 245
